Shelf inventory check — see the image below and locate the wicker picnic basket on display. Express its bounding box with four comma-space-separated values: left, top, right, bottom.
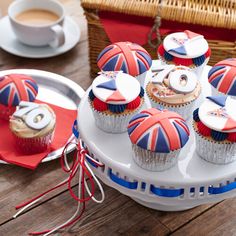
81, 0, 236, 78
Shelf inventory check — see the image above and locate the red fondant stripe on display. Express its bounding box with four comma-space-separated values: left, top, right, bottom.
115, 42, 138, 76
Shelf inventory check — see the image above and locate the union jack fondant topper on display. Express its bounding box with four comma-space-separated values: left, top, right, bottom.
208, 58, 236, 96
199, 96, 236, 132
97, 42, 152, 77
163, 30, 209, 58
0, 74, 38, 107
127, 108, 190, 153
92, 71, 141, 105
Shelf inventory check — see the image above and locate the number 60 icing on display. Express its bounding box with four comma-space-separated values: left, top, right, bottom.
14, 101, 52, 130
151, 65, 197, 94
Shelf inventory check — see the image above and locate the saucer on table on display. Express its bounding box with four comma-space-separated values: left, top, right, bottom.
0, 16, 81, 58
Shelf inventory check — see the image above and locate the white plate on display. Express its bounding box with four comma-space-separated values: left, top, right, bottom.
0, 69, 84, 164
0, 16, 80, 58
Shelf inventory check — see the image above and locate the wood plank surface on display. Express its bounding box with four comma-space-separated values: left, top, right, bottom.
0, 0, 236, 235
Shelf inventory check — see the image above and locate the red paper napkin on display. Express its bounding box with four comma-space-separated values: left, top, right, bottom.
99, 11, 236, 45
0, 100, 77, 170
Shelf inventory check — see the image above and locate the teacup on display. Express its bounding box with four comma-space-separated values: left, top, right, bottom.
8, 0, 65, 47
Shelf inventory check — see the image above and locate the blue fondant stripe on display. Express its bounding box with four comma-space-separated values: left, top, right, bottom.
102, 55, 119, 71
136, 51, 152, 67
173, 122, 189, 148
137, 133, 150, 149
0, 85, 11, 106
228, 80, 236, 96
208, 65, 225, 78
25, 80, 38, 93
155, 127, 170, 153
207, 96, 227, 107
210, 74, 224, 88
137, 60, 147, 74
128, 123, 140, 135
129, 113, 149, 124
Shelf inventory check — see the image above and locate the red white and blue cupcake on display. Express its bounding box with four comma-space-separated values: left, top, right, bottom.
208, 58, 236, 100
89, 71, 145, 133
158, 30, 211, 76
0, 74, 38, 120
193, 96, 236, 164
97, 41, 152, 86
128, 108, 190, 171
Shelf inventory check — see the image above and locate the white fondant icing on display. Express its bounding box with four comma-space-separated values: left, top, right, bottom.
14, 101, 52, 130
151, 65, 197, 94
163, 32, 208, 59
151, 65, 175, 84
198, 97, 236, 133
92, 71, 140, 104
169, 69, 197, 93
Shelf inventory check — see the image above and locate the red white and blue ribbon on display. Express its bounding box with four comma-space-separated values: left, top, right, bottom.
13, 120, 105, 236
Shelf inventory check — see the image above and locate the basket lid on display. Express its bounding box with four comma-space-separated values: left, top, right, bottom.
81, 0, 236, 29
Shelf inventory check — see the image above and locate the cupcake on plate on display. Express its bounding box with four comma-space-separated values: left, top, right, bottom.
0, 74, 38, 120
10, 101, 56, 154
97, 41, 152, 86
146, 65, 201, 119
208, 58, 236, 99
127, 108, 190, 171
158, 30, 211, 76
89, 71, 144, 133
193, 96, 236, 164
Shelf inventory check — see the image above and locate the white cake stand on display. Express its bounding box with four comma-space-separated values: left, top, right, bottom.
78, 62, 236, 211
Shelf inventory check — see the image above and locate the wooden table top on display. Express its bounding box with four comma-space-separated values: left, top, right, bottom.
1, 1, 236, 235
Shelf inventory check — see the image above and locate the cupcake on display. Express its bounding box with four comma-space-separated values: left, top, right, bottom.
97, 41, 152, 86
193, 96, 236, 164
208, 58, 236, 99
0, 74, 38, 120
146, 65, 201, 119
128, 108, 190, 171
10, 101, 56, 154
158, 30, 211, 76
89, 71, 144, 133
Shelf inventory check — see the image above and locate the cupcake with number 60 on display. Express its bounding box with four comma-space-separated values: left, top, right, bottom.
193, 96, 236, 164
89, 71, 144, 133
10, 101, 56, 154
146, 65, 201, 119
127, 108, 190, 171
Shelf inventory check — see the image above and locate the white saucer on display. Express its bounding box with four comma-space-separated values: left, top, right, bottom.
0, 16, 81, 58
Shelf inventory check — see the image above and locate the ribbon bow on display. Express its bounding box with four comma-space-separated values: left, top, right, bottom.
13, 121, 105, 236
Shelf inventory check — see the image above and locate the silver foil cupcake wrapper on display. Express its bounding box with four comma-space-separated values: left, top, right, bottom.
195, 132, 236, 164
91, 103, 144, 134
147, 92, 198, 120
132, 144, 180, 171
